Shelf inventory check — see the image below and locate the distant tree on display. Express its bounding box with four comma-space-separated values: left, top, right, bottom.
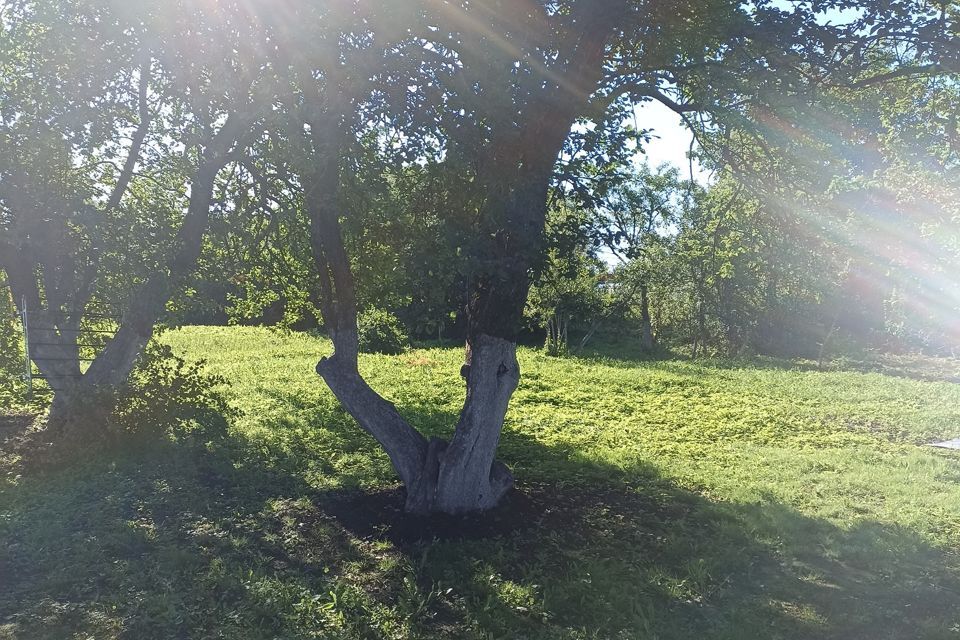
586, 164, 687, 351
686, 31, 960, 356
842, 73, 960, 353
676, 2, 960, 356
526, 202, 605, 356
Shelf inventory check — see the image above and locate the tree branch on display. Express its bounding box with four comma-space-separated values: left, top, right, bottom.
846, 63, 958, 89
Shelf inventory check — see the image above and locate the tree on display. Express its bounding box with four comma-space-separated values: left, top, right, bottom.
248, 0, 955, 514
0, 0, 263, 429
587, 164, 688, 351
526, 202, 606, 356
289, 0, 818, 513
681, 6, 960, 357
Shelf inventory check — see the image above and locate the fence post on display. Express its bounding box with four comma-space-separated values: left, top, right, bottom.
21, 296, 31, 398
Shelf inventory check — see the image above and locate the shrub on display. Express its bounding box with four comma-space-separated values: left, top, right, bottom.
108, 341, 236, 444
358, 308, 409, 355
0, 289, 27, 409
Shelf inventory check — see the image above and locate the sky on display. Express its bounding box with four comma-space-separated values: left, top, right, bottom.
633, 101, 710, 184
634, 3, 864, 184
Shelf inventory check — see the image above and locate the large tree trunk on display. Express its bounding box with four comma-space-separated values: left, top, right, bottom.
325, 332, 519, 516
434, 334, 518, 512
296, 1, 625, 515
398, 335, 519, 515
303, 154, 530, 514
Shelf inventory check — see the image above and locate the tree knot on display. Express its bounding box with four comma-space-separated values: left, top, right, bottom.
315, 357, 329, 376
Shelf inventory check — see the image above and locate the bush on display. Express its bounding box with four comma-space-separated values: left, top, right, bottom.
0, 290, 27, 409
358, 308, 409, 355
108, 341, 236, 444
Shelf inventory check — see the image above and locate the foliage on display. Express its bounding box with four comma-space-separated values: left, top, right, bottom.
0, 0, 266, 410
4, 0, 952, 388
680, 51, 960, 357
357, 308, 409, 356
4, 326, 960, 639
21, 340, 235, 449
526, 203, 605, 356
668, 173, 857, 359
108, 342, 235, 444
0, 284, 25, 408
525, 251, 603, 356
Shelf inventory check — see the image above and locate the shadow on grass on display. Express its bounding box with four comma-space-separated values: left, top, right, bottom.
1, 394, 958, 640
0, 412, 36, 448
572, 339, 960, 386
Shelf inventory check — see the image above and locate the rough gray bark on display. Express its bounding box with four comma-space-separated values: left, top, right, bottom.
435, 334, 518, 513
317, 333, 519, 516
315, 329, 429, 490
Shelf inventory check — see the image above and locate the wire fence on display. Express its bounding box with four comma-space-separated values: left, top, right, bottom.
16, 298, 122, 395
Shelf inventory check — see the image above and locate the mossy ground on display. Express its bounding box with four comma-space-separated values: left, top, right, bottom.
2, 326, 960, 639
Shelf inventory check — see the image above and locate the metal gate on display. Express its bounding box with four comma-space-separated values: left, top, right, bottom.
17, 298, 121, 395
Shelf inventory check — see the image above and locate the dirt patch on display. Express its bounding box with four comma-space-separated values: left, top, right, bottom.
0, 413, 42, 456
319, 482, 684, 549
0, 412, 107, 472
322, 487, 540, 547
0, 412, 44, 477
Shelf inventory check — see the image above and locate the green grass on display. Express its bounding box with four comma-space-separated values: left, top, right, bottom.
3, 325, 960, 639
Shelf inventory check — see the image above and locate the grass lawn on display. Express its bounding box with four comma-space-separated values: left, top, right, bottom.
3, 325, 960, 639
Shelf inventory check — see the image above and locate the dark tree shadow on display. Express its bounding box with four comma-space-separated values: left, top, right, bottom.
1, 394, 959, 640
570, 342, 960, 386
0, 412, 35, 444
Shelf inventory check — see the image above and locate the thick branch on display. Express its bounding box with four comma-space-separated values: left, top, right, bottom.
593, 81, 703, 116
83, 110, 257, 387
316, 355, 428, 488
847, 63, 958, 89
106, 60, 152, 212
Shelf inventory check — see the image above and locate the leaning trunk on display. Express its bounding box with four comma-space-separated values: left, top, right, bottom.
315, 328, 429, 493
404, 334, 519, 514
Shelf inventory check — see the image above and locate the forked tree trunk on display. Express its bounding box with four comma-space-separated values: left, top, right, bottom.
304, 170, 527, 513
317, 332, 519, 515
296, 0, 625, 515
10, 112, 255, 433
44, 291, 160, 430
